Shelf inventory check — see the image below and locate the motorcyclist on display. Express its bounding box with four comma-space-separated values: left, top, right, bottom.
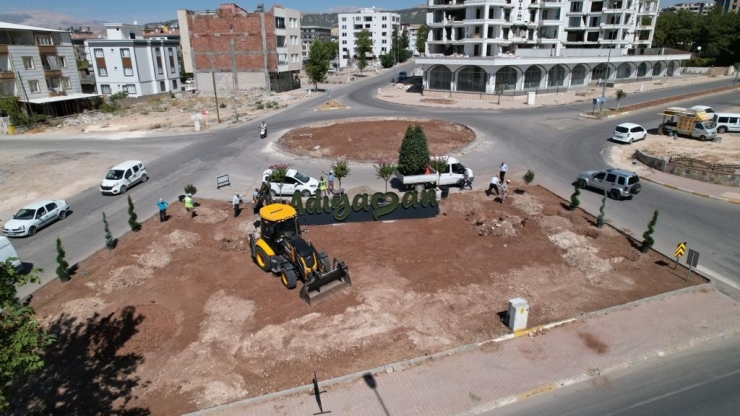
260, 121, 267, 138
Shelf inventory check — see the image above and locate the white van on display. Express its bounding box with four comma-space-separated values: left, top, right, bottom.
0, 236, 22, 271
689, 105, 715, 114
713, 113, 740, 133
100, 160, 149, 195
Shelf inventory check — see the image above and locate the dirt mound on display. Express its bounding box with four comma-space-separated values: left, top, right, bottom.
512, 192, 543, 216
167, 229, 202, 249
134, 244, 172, 269
104, 265, 154, 293
193, 206, 229, 224
58, 297, 108, 322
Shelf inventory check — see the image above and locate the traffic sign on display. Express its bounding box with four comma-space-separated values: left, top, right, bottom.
675, 242, 687, 258
685, 249, 700, 282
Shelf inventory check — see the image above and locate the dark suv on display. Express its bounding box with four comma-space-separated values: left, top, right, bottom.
576, 168, 641, 200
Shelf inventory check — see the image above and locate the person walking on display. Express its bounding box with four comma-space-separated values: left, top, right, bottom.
157, 198, 168, 222
232, 193, 241, 218
499, 162, 509, 182
323, 170, 335, 194
462, 170, 473, 190
488, 175, 501, 196
318, 176, 328, 199
184, 193, 195, 218
435, 186, 443, 213
500, 180, 510, 204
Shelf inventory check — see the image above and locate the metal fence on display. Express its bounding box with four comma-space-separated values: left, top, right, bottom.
501, 86, 569, 96
668, 156, 740, 174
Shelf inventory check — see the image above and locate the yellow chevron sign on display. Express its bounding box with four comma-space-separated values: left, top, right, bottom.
675, 242, 687, 258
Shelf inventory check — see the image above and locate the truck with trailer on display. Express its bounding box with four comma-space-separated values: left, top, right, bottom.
658, 107, 718, 141
394, 156, 474, 192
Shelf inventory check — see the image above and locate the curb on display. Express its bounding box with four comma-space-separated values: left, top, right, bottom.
185, 282, 714, 416
641, 175, 740, 205
464, 327, 740, 415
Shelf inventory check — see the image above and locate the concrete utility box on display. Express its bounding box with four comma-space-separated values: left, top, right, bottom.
526, 91, 536, 105
507, 297, 529, 332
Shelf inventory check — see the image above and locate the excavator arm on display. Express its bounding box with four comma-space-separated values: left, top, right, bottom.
252, 180, 274, 213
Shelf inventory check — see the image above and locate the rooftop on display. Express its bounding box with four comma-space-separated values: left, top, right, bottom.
0, 21, 65, 33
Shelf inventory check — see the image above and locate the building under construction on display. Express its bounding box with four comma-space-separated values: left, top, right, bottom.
177, 3, 302, 94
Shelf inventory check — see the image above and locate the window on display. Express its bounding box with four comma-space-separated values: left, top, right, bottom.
53, 34, 62, 45
605, 173, 617, 183
342, 17, 346, 21
382, 39, 387, 44
594, 172, 606, 180
94, 48, 104, 58
382, 24, 387, 28
570, 2, 583, 12
132, 165, 140, 174
28, 80, 40, 92
36, 35, 52, 45
101, 84, 111, 94
168, 48, 176, 73
172, 79, 177, 89
159, 80, 165, 91
45, 202, 58, 211
121, 48, 131, 58
62, 77, 72, 89
59, 56, 67, 67
342, 40, 347, 44
124, 67, 134, 76
98, 67, 108, 76
382, 16, 387, 21
22, 56, 34, 69
275, 17, 285, 29
342, 25, 346, 29
125, 84, 137, 94
569, 17, 580, 27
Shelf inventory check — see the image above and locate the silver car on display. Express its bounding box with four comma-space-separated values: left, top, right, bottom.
576, 168, 641, 200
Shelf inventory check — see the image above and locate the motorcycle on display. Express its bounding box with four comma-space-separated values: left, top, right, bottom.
260, 126, 267, 139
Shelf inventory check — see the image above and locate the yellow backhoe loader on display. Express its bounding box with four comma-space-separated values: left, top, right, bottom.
248, 203, 351, 305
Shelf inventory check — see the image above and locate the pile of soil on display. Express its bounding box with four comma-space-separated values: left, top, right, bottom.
12, 185, 702, 415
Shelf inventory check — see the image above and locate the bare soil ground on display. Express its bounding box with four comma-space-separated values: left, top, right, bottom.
278, 118, 476, 161
12, 183, 703, 415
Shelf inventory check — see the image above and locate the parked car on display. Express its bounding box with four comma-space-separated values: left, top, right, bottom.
713, 113, 740, 133
262, 168, 319, 197
398, 71, 408, 80
3, 199, 70, 237
612, 123, 647, 144
689, 105, 715, 114
328, 68, 337, 74
100, 160, 148, 195
185, 78, 194, 84
576, 168, 641, 200
0, 236, 22, 270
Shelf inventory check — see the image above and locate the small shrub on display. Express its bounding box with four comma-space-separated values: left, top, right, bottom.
270, 101, 278, 107
127, 195, 141, 231
256, 103, 265, 110
641, 210, 659, 252
522, 169, 535, 185
374, 159, 397, 193
332, 160, 351, 189
184, 183, 197, 196
100, 102, 117, 113
219, 102, 227, 109
266, 102, 273, 108
139, 110, 150, 115
597, 191, 607, 228
56, 237, 70, 282
569, 183, 581, 210
102, 212, 115, 248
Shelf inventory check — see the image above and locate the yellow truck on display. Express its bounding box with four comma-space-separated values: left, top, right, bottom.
658, 107, 718, 141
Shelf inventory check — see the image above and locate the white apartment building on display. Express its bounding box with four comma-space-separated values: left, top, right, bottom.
663, 2, 714, 14
0, 22, 98, 119
407, 24, 422, 56
426, 0, 660, 58
85, 23, 181, 98
338, 8, 401, 68
418, 0, 692, 96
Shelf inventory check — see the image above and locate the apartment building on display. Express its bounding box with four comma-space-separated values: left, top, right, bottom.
0, 22, 98, 117
662, 2, 714, 14
85, 23, 181, 98
418, 0, 690, 96
177, 3, 302, 93
338, 8, 401, 68
70, 32, 99, 93
714, 0, 739, 12
407, 24, 422, 56
301, 26, 332, 61
426, 0, 659, 57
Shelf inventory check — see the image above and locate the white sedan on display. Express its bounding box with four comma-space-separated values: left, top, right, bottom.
612, 123, 647, 144
262, 168, 319, 197
3, 199, 70, 237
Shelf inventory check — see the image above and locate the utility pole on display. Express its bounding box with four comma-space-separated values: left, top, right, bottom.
209, 54, 221, 123
230, 37, 238, 122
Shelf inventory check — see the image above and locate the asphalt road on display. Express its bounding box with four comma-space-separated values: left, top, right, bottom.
488, 335, 740, 416
5, 68, 740, 298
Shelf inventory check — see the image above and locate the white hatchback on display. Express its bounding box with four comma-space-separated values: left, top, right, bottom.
612, 123, 647, 144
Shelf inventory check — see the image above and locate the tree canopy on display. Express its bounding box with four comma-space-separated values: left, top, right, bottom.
654, 9, 740, 66
416, 24, 428, 55
355, 29, 373, 74
397, 125, 431, 175
306, 39, 334, 91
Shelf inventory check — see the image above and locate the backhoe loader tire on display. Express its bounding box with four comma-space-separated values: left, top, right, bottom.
254, 247, 272, 272
281, 268, 298, 289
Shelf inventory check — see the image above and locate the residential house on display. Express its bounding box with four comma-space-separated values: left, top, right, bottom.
70, 31, 100, 93
0, 22, 98, 118
85, 23, 181, 97
177, 3, 302, 93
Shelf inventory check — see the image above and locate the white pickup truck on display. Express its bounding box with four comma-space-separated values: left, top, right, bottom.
394, 156, 474, 192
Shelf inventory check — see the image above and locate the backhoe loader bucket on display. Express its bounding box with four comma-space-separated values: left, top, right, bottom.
299, 259, 352, 306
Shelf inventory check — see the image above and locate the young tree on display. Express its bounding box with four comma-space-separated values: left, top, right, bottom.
569, 183, 581, 210
380, 53, 395, 68
127, 195, 141, 231
641, 210, 659, 252
374, 159, 397, 193
397, 125, 431, 175
355, 29, 373, 75
55, 237, 70, 282
331, 160, 351, 189
615, 89, 627, 110
522, 169, 535, 185
597, 191, 607, 228
429, 158, 449, 176
0, 261, 55, 410
102, 212, 115, 249
184, 183, 198, 196
305, 39, 333, 92
267, 163, 289, 197
416, 24, 429, 55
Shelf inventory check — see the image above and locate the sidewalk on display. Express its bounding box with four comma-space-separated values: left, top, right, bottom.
377, 73, 734, 110
641, 170, 740, 204
189, 286, 740, 416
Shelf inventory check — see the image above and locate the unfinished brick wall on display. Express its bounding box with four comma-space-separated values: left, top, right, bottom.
186, 9, 277, 73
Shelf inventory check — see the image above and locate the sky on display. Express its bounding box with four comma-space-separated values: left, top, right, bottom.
0, 0, 692, 24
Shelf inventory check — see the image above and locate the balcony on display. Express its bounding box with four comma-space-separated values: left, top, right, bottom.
540, 19, 561, 25
427, 0, 467, 9
48, 90, 67, 97
43, 65, 62, 77
79, 74, 95, 84
0, 71, 15, 80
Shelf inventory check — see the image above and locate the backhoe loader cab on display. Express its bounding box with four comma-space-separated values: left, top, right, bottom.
249, 203, 351, 305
